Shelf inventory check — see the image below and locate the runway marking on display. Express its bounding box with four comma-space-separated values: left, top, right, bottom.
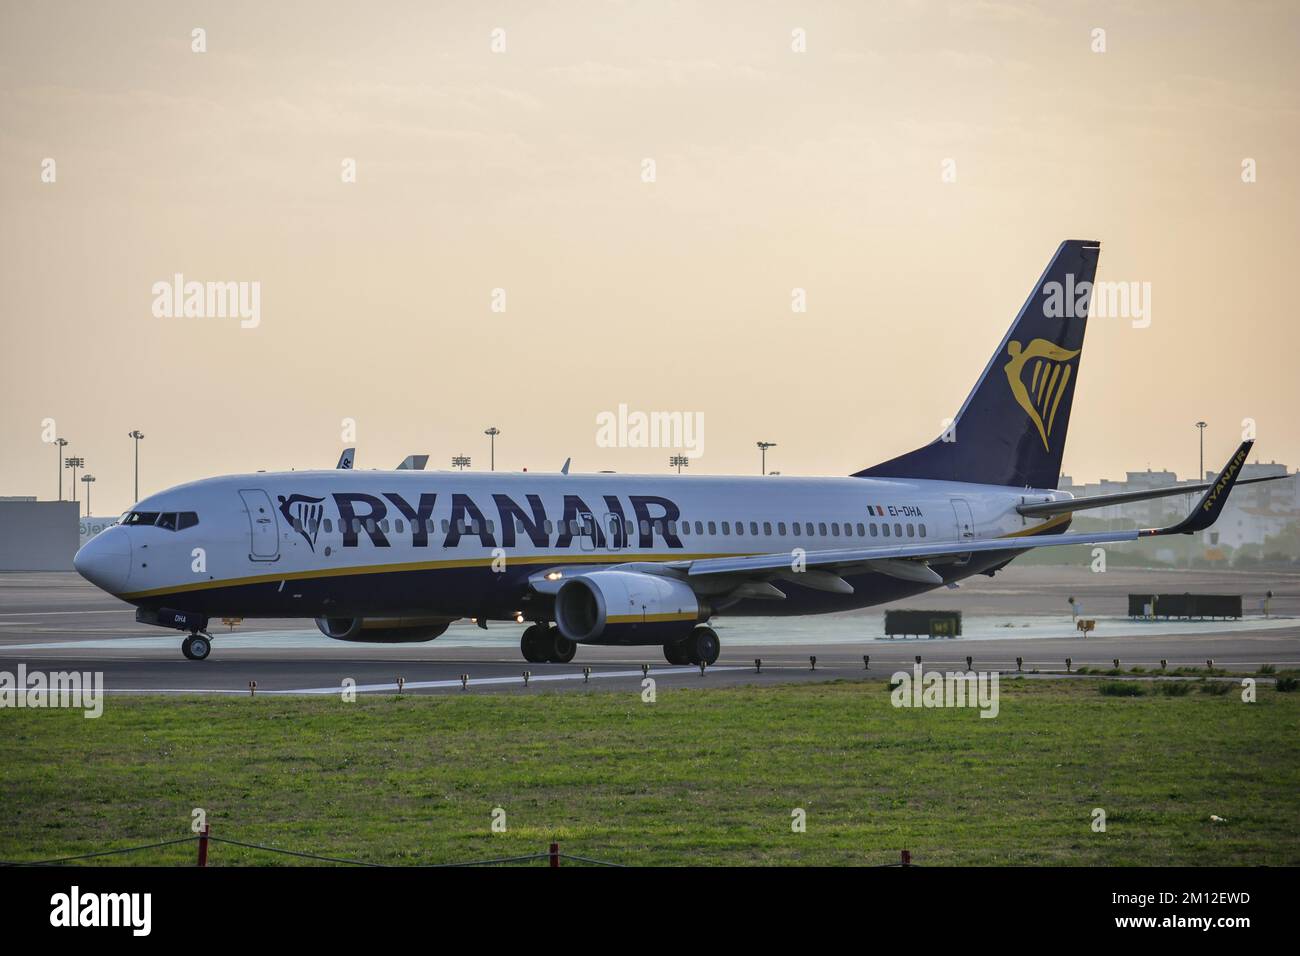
99, 666, 747, 696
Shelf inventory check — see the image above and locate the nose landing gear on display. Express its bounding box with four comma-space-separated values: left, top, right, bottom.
181, 632, 212, 661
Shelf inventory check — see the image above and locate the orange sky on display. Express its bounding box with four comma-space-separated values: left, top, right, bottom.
2, 0, 1297, 513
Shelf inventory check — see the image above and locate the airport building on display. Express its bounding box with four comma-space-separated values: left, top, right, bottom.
0, 499, 80, 571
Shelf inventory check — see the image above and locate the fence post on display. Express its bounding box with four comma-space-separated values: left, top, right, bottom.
549, 842, 560, 868
197, 824, 210, 867
900, 849, 912, 866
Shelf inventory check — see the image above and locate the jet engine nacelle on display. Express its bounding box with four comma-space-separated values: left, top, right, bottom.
315, 616, 453, 643
554, 570, 702, 645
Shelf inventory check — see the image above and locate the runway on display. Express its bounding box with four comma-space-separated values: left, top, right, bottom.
2, 566, 1297, 696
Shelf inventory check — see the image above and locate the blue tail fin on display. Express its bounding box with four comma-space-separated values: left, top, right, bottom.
855, 239, 1101, 489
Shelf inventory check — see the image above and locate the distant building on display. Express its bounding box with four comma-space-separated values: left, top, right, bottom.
0, 500, 79, 570
1062, 460, 1299, 557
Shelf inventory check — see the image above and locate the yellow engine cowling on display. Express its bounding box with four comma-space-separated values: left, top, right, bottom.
554, 570, 702, 646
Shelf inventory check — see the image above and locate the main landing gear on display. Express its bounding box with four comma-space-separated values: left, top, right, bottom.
181, 631, 212, 661
521, 623, 577, 664
664, 625, 720, 667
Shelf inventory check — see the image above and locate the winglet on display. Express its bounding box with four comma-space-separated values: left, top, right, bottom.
336, 448, 356, 470
1146, 440, 1253, 536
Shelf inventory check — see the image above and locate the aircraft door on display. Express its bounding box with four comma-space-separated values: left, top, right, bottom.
604, 513, 623, 551
578, 512, 598, 551
949, 497, 975, 566
239, 489, 281, 561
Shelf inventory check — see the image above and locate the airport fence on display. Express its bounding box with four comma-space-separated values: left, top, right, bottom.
0, 826, 624, 868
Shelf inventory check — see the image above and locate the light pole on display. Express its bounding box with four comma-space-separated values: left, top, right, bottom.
757, 441, 777, 476
65, 456, 84, 504
129, 430, 145, 504
1195, 421, 1207, 480
81, 474, 95, 517
451, 455, 471, 471
55, 437, 68, 500
484, 427, 500, 471
669, 455, 689, 474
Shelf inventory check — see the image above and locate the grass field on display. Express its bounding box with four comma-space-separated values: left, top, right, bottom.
2, 678, 1297, 866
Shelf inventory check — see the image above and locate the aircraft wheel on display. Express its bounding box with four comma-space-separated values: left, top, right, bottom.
182, 633, 211, 661
520, 624, 549, 663
686, 626, 719, 667
548, 628, 577, 664
663, 639, 690, 665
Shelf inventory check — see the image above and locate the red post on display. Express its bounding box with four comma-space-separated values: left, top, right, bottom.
900, 849, 911, 866
197, 824, 209, 867
549, 842, 560, 868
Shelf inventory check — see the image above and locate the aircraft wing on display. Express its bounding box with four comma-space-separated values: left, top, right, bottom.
1018, 474, 1284, 517
671, 441, 1255, 587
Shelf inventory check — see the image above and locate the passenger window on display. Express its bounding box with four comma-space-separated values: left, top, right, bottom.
324, 518, 332, 533
366, 518, 377, 534
919, 524, 927, 538
882, 523, 891, 537
721, 521, 730, 535
695, 521, 703, 535
843, 523, 852, 538
907, 523, 914, 537
394, 519, 403, 534
805, 522, 814, 535
894, 523, 903, 537
831, 522, 840, 537
380, 519, 389, 533
640, 520, 650, 536
677, 521, 686, 536
818, 522, 827, 536
749, 521, 758, 535
544, 520, 553, 534
735, 522, 744, 536
870, 523, 878, 537
778, 522, 786, 535
763, 521, 772, 536
441, 519, 450, 533
624, 518, 633, 536
707, 521, 716, 534
856, 522, 865, 536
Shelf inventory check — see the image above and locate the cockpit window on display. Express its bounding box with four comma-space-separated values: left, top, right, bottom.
123, 510, 199, 530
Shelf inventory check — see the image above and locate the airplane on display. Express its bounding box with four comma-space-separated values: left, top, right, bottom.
74, 240, 1272, 664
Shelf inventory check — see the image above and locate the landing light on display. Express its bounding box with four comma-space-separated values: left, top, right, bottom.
515, 612, 525, 623
545, 571, 563, 581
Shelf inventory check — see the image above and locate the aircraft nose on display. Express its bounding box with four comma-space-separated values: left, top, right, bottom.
74, 528, 131, 594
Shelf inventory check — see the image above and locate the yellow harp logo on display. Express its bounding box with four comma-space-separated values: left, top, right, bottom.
1004, 338, 1081, 452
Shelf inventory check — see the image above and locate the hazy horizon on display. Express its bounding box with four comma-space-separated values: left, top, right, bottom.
3, 1, 1297, 514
